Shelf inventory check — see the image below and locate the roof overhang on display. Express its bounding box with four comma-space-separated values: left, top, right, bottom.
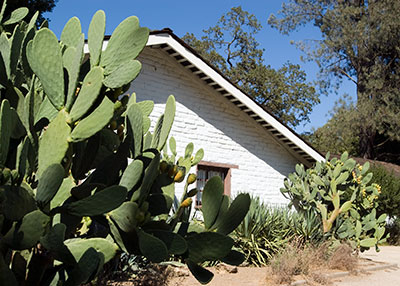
85, 30, 325, 167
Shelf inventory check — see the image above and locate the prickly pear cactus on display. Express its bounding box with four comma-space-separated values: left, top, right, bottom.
0, 2, 250, 285
281, 152, 387, 251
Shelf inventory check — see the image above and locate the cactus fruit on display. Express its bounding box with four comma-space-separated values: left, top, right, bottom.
187, 173, 197, 184
0, 4, 250, 285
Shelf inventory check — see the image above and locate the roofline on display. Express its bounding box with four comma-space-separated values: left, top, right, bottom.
90, 29, 325, 166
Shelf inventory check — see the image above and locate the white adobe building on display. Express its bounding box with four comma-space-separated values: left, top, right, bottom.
117, 29, 324, 206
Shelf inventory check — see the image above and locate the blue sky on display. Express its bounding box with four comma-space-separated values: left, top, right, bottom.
43, 0, 356, 134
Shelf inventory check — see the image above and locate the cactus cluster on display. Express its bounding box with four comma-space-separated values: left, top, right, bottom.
0, 2, 250, 285
281, 152, 387, 251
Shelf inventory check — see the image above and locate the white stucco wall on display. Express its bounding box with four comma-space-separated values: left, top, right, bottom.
129, 47, 299, 206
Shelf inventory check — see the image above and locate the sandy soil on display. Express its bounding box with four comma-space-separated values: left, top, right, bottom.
167, 246, 400, 286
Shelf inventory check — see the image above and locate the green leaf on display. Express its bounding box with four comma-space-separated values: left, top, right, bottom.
103, 60, 141, 88
221, 250, 245, 266
3, 185, 36, 221
60, 17, 82, 48
100, 16, 149, 74
135, 153, 160, 204
63, 35, 84, 111
186, 260, 214, 285
201, 176, 224, 229
27, 28, 64, 110
185, 142, 194, 159
149, 230, 187, 255
127, 103, 143, 158
360, 237, 377, 248
157, 95, 175, 150
137, 229, 168, 263
336, 171, 349, 185
3, 7, 28, 25
40, 223, 75, 265
355, 220, 362, 238
169, 136, 177, 155
38, 110, 71, 177
217, 193, 250, 235
109, 202, 139, 233
66, 185, 127, 216
0, 99, 12, 166
68, 66, 104, 122
191, 148, 204, 166
186, 232, 233, 263
4, 210, 50, 250
51, 176, 75, 209
70, 96, 114, 142
120, 159, 143, 191
362, 173, 373, 185
340, 201, 352, 213
36, 164, 65, 208
65, 238, 118, 263
88, 10, 106, 67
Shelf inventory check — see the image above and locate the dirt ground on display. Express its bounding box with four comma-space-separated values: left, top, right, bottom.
167, 246, 400, 286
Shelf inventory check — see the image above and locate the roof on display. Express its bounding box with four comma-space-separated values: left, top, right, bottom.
88, 29, 325, 167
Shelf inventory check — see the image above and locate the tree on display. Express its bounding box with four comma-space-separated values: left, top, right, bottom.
1, 0, 57, 25
305, 94, 359, 156
269, 0, 400, 160
183, 6, 319, 129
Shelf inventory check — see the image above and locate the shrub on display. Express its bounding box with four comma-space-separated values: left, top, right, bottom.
368, 165, 400, 219
0, 3, 250, 285
281, 152, 387, 251
233, 196, 323, 266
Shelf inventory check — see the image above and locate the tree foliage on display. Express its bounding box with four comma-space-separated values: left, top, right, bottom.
269, 0, 400, 160
1, 0, 57, 26
183, 6, 319, 128
305, 94, 359, 156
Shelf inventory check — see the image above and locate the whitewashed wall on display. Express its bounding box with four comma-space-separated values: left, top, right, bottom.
128, 47, 298, 206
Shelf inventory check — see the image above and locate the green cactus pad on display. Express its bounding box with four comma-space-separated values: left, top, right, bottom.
65, 248, 101, 286
157, 95, 175, 150
36, 164, 65, 209
127, 103, 143, 158
3, 7, 28, 25
216, 193, 250, 235
220, 250, 245, 266
135, 153, 160, 204
63, 36, 84, 111
70, 96, 114, 142
27, 28, 64, 110
120, 159, 144, 191
60, 17, 82, 48
40, 223, 76, 265
186, 260, 214, 285
185, 143, 194, 159
137, 100, 154, 116
51, 176, 75, 210
191, 148, 204, 166
100, 16, 149, 74
137, 229, 168, 263
201, 176, 224, 229
3, 185, 36, 221
0, 99, 12, 166
148, 230, 187, 255
68, 66, 104, 122
210, 194, 229, 231
0, 256, 18, 286
186, 232, 233, 263
109, 201, 139, 233
66, 185, 127, 217
4, 210, 50, 250
65, 238, 118, 264
34, 96, 58, 124
37, 110, 71, 177
88, 10, 106, 67
103, 60, 141, 88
